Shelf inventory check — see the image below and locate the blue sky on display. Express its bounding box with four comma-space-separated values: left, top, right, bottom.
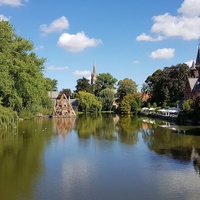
1, 0, 200, 92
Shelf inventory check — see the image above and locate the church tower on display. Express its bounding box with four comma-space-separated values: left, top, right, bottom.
195, 45, 200, 76
91, 63, 97, 85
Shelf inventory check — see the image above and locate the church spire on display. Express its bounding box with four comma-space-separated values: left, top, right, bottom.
196, 45, 200, 68
91, 62, 97, 85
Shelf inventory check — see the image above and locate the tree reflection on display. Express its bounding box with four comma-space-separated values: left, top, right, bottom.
75, 114, 142, 145
141, 118, 200, 164
0, 119, 53, 200
75, 114, 117, 140
116, 116, 141, 145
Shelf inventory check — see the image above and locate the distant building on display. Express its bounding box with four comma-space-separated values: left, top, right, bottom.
48, 91, 60, 107
184, 45, 200, 100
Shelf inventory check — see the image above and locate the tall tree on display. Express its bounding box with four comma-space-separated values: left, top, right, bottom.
98, 88, 115, 111
75, 77, 93, 93
94, 73, 117, 95
116, 78, 138, 102
77, 91, 102, 112
144, 64, 189, 106
0, 21, 55, 114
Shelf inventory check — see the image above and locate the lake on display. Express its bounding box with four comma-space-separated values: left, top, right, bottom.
1, 114, 200, 200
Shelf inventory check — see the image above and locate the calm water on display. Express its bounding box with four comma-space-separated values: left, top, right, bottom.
1, 114, 200, 200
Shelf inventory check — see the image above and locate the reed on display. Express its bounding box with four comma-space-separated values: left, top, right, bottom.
0, 106, 18, 129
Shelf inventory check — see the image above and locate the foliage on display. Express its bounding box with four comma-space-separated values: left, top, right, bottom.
44, 78, 58, 91
0, 21, 56, 116
0, 105, 18, 129
116, 78, 138, 102
98, 88, 115, 111
77, 91, 102, 112
75, 77, 93, 93
94, 73, 117, 95
144, 64, 189, 106
120, 93, 142, 114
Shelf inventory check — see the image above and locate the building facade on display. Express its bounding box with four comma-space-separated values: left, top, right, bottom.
184, 46, 200, 100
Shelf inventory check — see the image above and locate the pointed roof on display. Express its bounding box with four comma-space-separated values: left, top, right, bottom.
93, 62, 97, 76
53, 94, 76, 118
188, 78, 198, 91
196, 45, 200, 68
190, 60, 196, 70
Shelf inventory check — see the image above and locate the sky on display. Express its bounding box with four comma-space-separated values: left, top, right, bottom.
1, 0, 200, 92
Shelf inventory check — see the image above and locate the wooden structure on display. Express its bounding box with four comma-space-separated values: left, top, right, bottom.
52, 94, 76, 118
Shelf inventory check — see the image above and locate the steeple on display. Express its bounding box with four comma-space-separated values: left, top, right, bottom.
195, 44, 200, 76
196, 45, 200, 68
91, 63, 97, 85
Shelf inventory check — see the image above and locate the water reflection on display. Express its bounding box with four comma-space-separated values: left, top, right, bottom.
1, 115, 200, 200
52, 117, 76, 139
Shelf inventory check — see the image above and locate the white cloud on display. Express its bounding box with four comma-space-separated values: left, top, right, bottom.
40, 16, 69, 35
0, 0, 28, 7
178, 0, 200, 17
136, 33, 163, 42
0, 14, 10, 21
46, 66, 69, 71
151, 13, 200, 40
73, 70, 91, 76
57, 32, 102, 52
150, 48, 175, 59
136, 0, 200, 41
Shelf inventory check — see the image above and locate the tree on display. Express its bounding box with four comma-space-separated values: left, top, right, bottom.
98, 88, 115, 111
44, 78, 58, 91
0, 21, 55, 115
94, 73, 117, 95
144, 64, 189, 106
116, 78, 138, 102
120, 93, 141, 114
77, 91, 102, 112
75, 77, 93, 93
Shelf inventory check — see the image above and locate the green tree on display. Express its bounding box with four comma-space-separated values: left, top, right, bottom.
77, 91, 102, 112
98, 88, 115, 111
75, 77, 93, 93
44, 78, 58, 91
0, 21, 55, 115
144, 64, 189, 106
116, 78, 138, 102
94, 73, 117, 95
120, 93, 141, 114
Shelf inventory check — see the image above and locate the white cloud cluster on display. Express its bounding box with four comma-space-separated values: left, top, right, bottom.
136, 33, 163, 42
150, 48, 175, 59
46, 66, 69, 71
73, 70, 91, 76
40, 16, 69, 35
0, 0, 28, 7
178, 0, 200, 17
57, 32, 102, 52
0, 14, 10, 21
136, 0, 200, 41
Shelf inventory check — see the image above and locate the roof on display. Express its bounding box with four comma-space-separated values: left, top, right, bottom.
188, 78, 198, 91
196, 46, 200, 68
